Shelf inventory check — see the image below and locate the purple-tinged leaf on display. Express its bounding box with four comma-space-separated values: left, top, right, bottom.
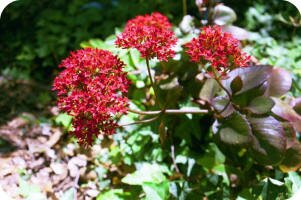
271, 98, 301, 132
213, 112, 252, 146
246, 96, 275, 114
230, 76, 243, 94
249, 116, 286, 165
222, 65, 272, 95
265, 67, 292, 97
199, 79, 219, 102
212, 96, 234, 117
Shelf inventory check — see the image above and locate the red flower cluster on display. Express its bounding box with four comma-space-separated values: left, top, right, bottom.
185, 25, 251, 74
53, 48, 130, 145
115, 12, 178, 61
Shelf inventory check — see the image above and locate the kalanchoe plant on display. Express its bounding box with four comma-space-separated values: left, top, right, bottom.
52, 48, 130, 145
53, 12, 301, 172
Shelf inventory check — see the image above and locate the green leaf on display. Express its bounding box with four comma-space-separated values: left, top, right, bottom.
249, 117, 286, 165
246, 96, 275, 114
97, 189, 131, 200
280, 140, 301, 172
213, 111, 252, 146
284, 0, 301, 15
265, 67, 292, 97
122, 163, 167, 185
260, 178, 286, 200
54, 113, 72, 129
61, 188, 76, 200
0, 0, 18, 18
142, 181, 169, 200
285, 172, 301, 194
197, 143, 225, 170
199, 79, 219, 102
232, 82, 267, 107
230, 76, 243, 94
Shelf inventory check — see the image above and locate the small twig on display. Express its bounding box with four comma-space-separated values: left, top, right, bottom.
171, 144, 180, 173
212, 69, 232, 101
146, 57, 162, 109
128, 109, 208, 116
118, 115, 161, 127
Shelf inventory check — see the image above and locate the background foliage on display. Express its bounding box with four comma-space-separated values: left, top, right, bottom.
0, 0, 301, 199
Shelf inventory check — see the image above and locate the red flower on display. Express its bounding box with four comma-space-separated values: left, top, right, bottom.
115, 12, 178, 61
53, 48, 130, 145
185, 25, 251, 75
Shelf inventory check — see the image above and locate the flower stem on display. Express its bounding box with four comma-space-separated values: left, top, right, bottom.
129, 109, 208, 116
146, 57, 162, 108
212, 69, 232, 101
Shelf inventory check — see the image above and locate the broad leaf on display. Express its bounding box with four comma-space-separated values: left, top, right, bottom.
232, 82, 268, 107
199, 79, 219, 102
222, 65, 272, 95
265, 67, 292, 97
284, 0, 301, 15
221, 25, 252, 40
280, 140, 301, 172
260, 178, 286, 200
213, 112, 252, 146
212, 96, 234, 117
142, 181, 169, 200
230, 76, 243, 94
0, 0, 18, 18
246, 96, 275, 114
271, 98, 301, 132
97, 189, 131, 200
249, 117, 286, 165
122, 163, 167, 185
212, 4, 237, 26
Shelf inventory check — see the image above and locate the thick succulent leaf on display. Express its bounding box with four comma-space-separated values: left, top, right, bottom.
232, 81, 268, 107
230, 76, 243, 94
271, 98, 301, 132
211, 96, 234, 117
212, 4, 237, 26
265, 67, 292, 97
212, 111, 252, 146
246, 96, 275, 114
199, 79, 219, 102
222, 65, 272, 95
249, 117, 286, 165
221, 25, 252, 40
280, 138, 301, 172
279, 123, 301, 172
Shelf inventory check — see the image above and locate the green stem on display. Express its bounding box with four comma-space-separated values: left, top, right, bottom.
146, 57, 162, 108
183, 0, 187, 16
212, 69, 232, 101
